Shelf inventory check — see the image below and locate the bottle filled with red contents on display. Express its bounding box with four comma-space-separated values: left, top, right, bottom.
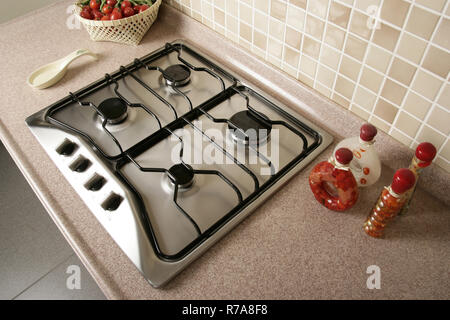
364, 168, 416, 238
399, 142, 437, 215
309, 148, 359, 211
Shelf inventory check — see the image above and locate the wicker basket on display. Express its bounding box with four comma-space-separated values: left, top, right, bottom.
74, 0, 162, 46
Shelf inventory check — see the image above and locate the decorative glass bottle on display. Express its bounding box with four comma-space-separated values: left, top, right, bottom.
335, 123, 381, 187
364, 168, 416, 238
309, 148, 359, 212
399, 142, 437, 215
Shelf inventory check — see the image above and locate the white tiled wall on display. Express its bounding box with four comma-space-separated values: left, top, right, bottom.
166, 0, 450, 172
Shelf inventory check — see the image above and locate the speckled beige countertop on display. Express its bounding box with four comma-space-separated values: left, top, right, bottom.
0, 1, 449, 299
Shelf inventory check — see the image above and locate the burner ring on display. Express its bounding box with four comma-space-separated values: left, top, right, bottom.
98, 98, 128, 125
167, 164, 195, 189
163, 64, 191, 87
228, 110, 272, 145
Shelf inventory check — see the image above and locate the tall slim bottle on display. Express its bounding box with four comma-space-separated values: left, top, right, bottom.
399, 142, 437, 215
364, 168, 416, 238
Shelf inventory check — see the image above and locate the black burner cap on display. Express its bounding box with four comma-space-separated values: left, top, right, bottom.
163, 64, 191, 87
228, 110, 272, 145
168, 164, 194, 188
98, 98, 128, 125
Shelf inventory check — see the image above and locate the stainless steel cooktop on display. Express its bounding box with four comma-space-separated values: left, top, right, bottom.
26, 40, 333, 287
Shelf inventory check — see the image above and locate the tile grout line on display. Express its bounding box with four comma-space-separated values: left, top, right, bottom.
311, 0, 332, 87
409, 0, 449, 149
348, 0, 382, 114
11, 253, 75, 300
387, 1, 416, 136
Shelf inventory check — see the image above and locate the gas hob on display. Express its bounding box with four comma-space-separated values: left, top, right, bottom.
26, 40, 333, 287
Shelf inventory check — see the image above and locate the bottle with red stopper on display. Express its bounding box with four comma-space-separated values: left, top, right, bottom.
364, 168, 416, 238
334, 123, 381, 187
309, 148, 359, 211
399, 142, 437, 215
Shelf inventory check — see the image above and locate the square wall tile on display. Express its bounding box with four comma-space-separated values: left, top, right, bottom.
433, 18, 450, 51
285, 26, 302, 49
284, 45, 300, 67
411, 70, 443, 101
307, 0, 328, 19
349, 11, 372, 40
317, 64, 336, 88
427, 106, 450, 135
344, 35, 367, 61
253, 29, 267, 51
366, 45, 391, 73
397, 32, 427, 64
254, 10, 269, 32
394, 111, 421, 137
269, 17, 285, 40
339, 55, 361, 81
226, 0, 238, 16
372, 22, 400, 52
303, 35, 321, 59
300, 55, 318, 78
354, 85, 377, 111
388, 58, 416, 86
380, 0, 410, 27
381, 79, 407, 106
305, 14, 325, 40
335, 75, 355, 99
360, 67, 383, 93
287, 4, 306, 30
268, 37, 283, 59
422, 46, 450, 79
403, 91, 432, 120
325, 23, 345, 49
271, 0, 287, 21
240, 22, 252, 42
406, 5, 440, 40
255, 0, 270, 13
328, 1, 351, 29
374, 98, 398, 124
290, 0, 307, 10
320, 44, 341, 69
351, 104, 370, 120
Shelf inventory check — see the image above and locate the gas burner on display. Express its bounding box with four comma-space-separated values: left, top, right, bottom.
167, 163, 195, 189
228, 110, 272, 145
163, 64, 191, 87
98, 98, 128, 125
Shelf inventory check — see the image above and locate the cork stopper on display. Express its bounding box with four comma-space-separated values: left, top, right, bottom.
360, 123, 377, 142
391, 168, 415, 194
335, 148, 353, 165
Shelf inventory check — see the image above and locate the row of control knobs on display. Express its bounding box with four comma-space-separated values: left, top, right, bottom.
56, 140, 123, 211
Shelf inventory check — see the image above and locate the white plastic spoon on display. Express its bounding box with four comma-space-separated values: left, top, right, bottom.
27, 49, 98, 90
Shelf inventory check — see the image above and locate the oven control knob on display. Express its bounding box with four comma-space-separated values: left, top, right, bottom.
70, 157, 91, 173
56, 140, 77, 156
101, 193, 123, 211
85, 175, 106, 191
